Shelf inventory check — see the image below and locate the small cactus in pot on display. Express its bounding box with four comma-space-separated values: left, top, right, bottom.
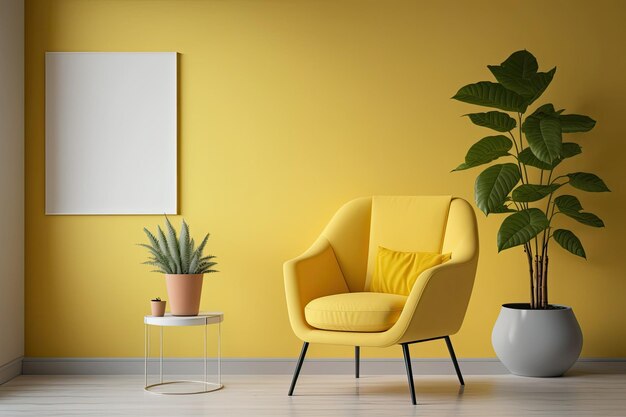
150, 297, 166, 317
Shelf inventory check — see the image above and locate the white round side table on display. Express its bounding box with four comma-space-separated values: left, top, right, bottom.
144, 312, 223, 395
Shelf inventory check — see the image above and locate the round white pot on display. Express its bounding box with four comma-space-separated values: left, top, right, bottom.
492, 303, 583, 377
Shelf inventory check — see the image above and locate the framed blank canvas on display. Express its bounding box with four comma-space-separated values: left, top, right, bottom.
45, 52, 177, 215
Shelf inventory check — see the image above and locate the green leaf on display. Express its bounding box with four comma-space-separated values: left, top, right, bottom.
488, 65, 537, 98
553, 229, 586, 258
189, 233, 212, 273
490, 205, 517, 213
157, 226, 176, 273
497, 208, 550, 251
189, 238, 196, 263
156, 226, 169, 256
164, 216, 182, 274
453, 135, 513, 171
555, 195, 583, 212
531, 103, 557, 117
538, 116, 562, 159
198, 261, 217, 270
519, 143, 581, 171
188, 252, 199, 274
487, 68, 555, 105
466, 111, 516, 132
561, 142, 582, 159
143, 260, 165, 268
143, 228, 161, 252
475, 163, 521, 215
138, 242, 159, 255
556, 193, 604, 228
511, 183, 561, 202
138, 243, 173, 273
487, 51, 554, 104
452, 81, 528, 113
567, 172, 610, 192
523, 114, 562, 163
195, 233, 210, 257
140, 244, 163, 262
498, 50, 538, 78
179, 220, 190, 273
518, 147, 553, 170
526, 68, 556, 104
560, 114, 596, 133
560, 210, 605, 228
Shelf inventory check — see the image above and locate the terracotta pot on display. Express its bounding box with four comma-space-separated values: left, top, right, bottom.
150, 300, 166, 317
165, 274, 204, 316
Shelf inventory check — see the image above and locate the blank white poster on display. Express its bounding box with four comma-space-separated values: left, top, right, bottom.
45, 52, 177, 215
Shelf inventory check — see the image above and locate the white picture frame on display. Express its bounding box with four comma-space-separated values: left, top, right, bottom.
45, 52, 177, 215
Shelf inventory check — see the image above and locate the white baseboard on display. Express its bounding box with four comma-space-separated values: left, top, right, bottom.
0, 357, 23, 384
21, 357, 626, 376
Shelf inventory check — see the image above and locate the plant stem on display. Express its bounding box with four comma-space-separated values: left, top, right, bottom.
517, 113, 530, 184
534, 254, 540, 309
508, 130, 527, 186
525, 243, 535, 308
538, 255, 544, 308
543, 254, 549, 308
547, 201, 558, 225
541, 196, 553, 258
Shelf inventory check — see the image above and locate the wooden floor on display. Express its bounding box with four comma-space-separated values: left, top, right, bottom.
1, 373, 625, 417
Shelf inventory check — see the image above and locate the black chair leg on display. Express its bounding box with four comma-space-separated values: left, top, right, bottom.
401, 343, 417, 405
288, 342, 309, 396
355, 346, 360, 378
444, 336, 464, 386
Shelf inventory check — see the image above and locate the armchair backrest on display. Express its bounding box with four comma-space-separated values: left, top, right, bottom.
365, 196, 452, 290
322, 196, 475, 293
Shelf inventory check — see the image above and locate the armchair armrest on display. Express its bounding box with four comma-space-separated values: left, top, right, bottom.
284, 238, 350, 340
393, 254, 478, 344
391, 197, 479, 343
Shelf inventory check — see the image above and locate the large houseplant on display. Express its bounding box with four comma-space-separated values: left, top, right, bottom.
452, 50, 609, 376
140, 217, 217, 316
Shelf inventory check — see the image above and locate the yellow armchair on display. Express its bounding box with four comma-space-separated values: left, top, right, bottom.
284, 196, 479, 404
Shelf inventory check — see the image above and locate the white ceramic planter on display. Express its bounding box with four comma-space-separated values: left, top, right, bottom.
492, 303, 583, 377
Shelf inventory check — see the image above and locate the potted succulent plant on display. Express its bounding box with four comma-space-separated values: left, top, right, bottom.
150, 297, 166, 317
452, 50, 610, 376
140, 217, 217, 316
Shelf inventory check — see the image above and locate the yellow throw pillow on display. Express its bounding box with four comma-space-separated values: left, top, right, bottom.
371, 246, 451, 295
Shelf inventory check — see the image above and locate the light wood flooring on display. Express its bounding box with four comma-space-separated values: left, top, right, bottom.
1, 373, 625, 417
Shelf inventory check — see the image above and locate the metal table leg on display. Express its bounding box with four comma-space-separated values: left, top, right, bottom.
144, 324, 148, 387
218, 320, 221, 385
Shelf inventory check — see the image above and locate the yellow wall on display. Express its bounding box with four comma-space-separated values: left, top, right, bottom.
25, 0, 626, 359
